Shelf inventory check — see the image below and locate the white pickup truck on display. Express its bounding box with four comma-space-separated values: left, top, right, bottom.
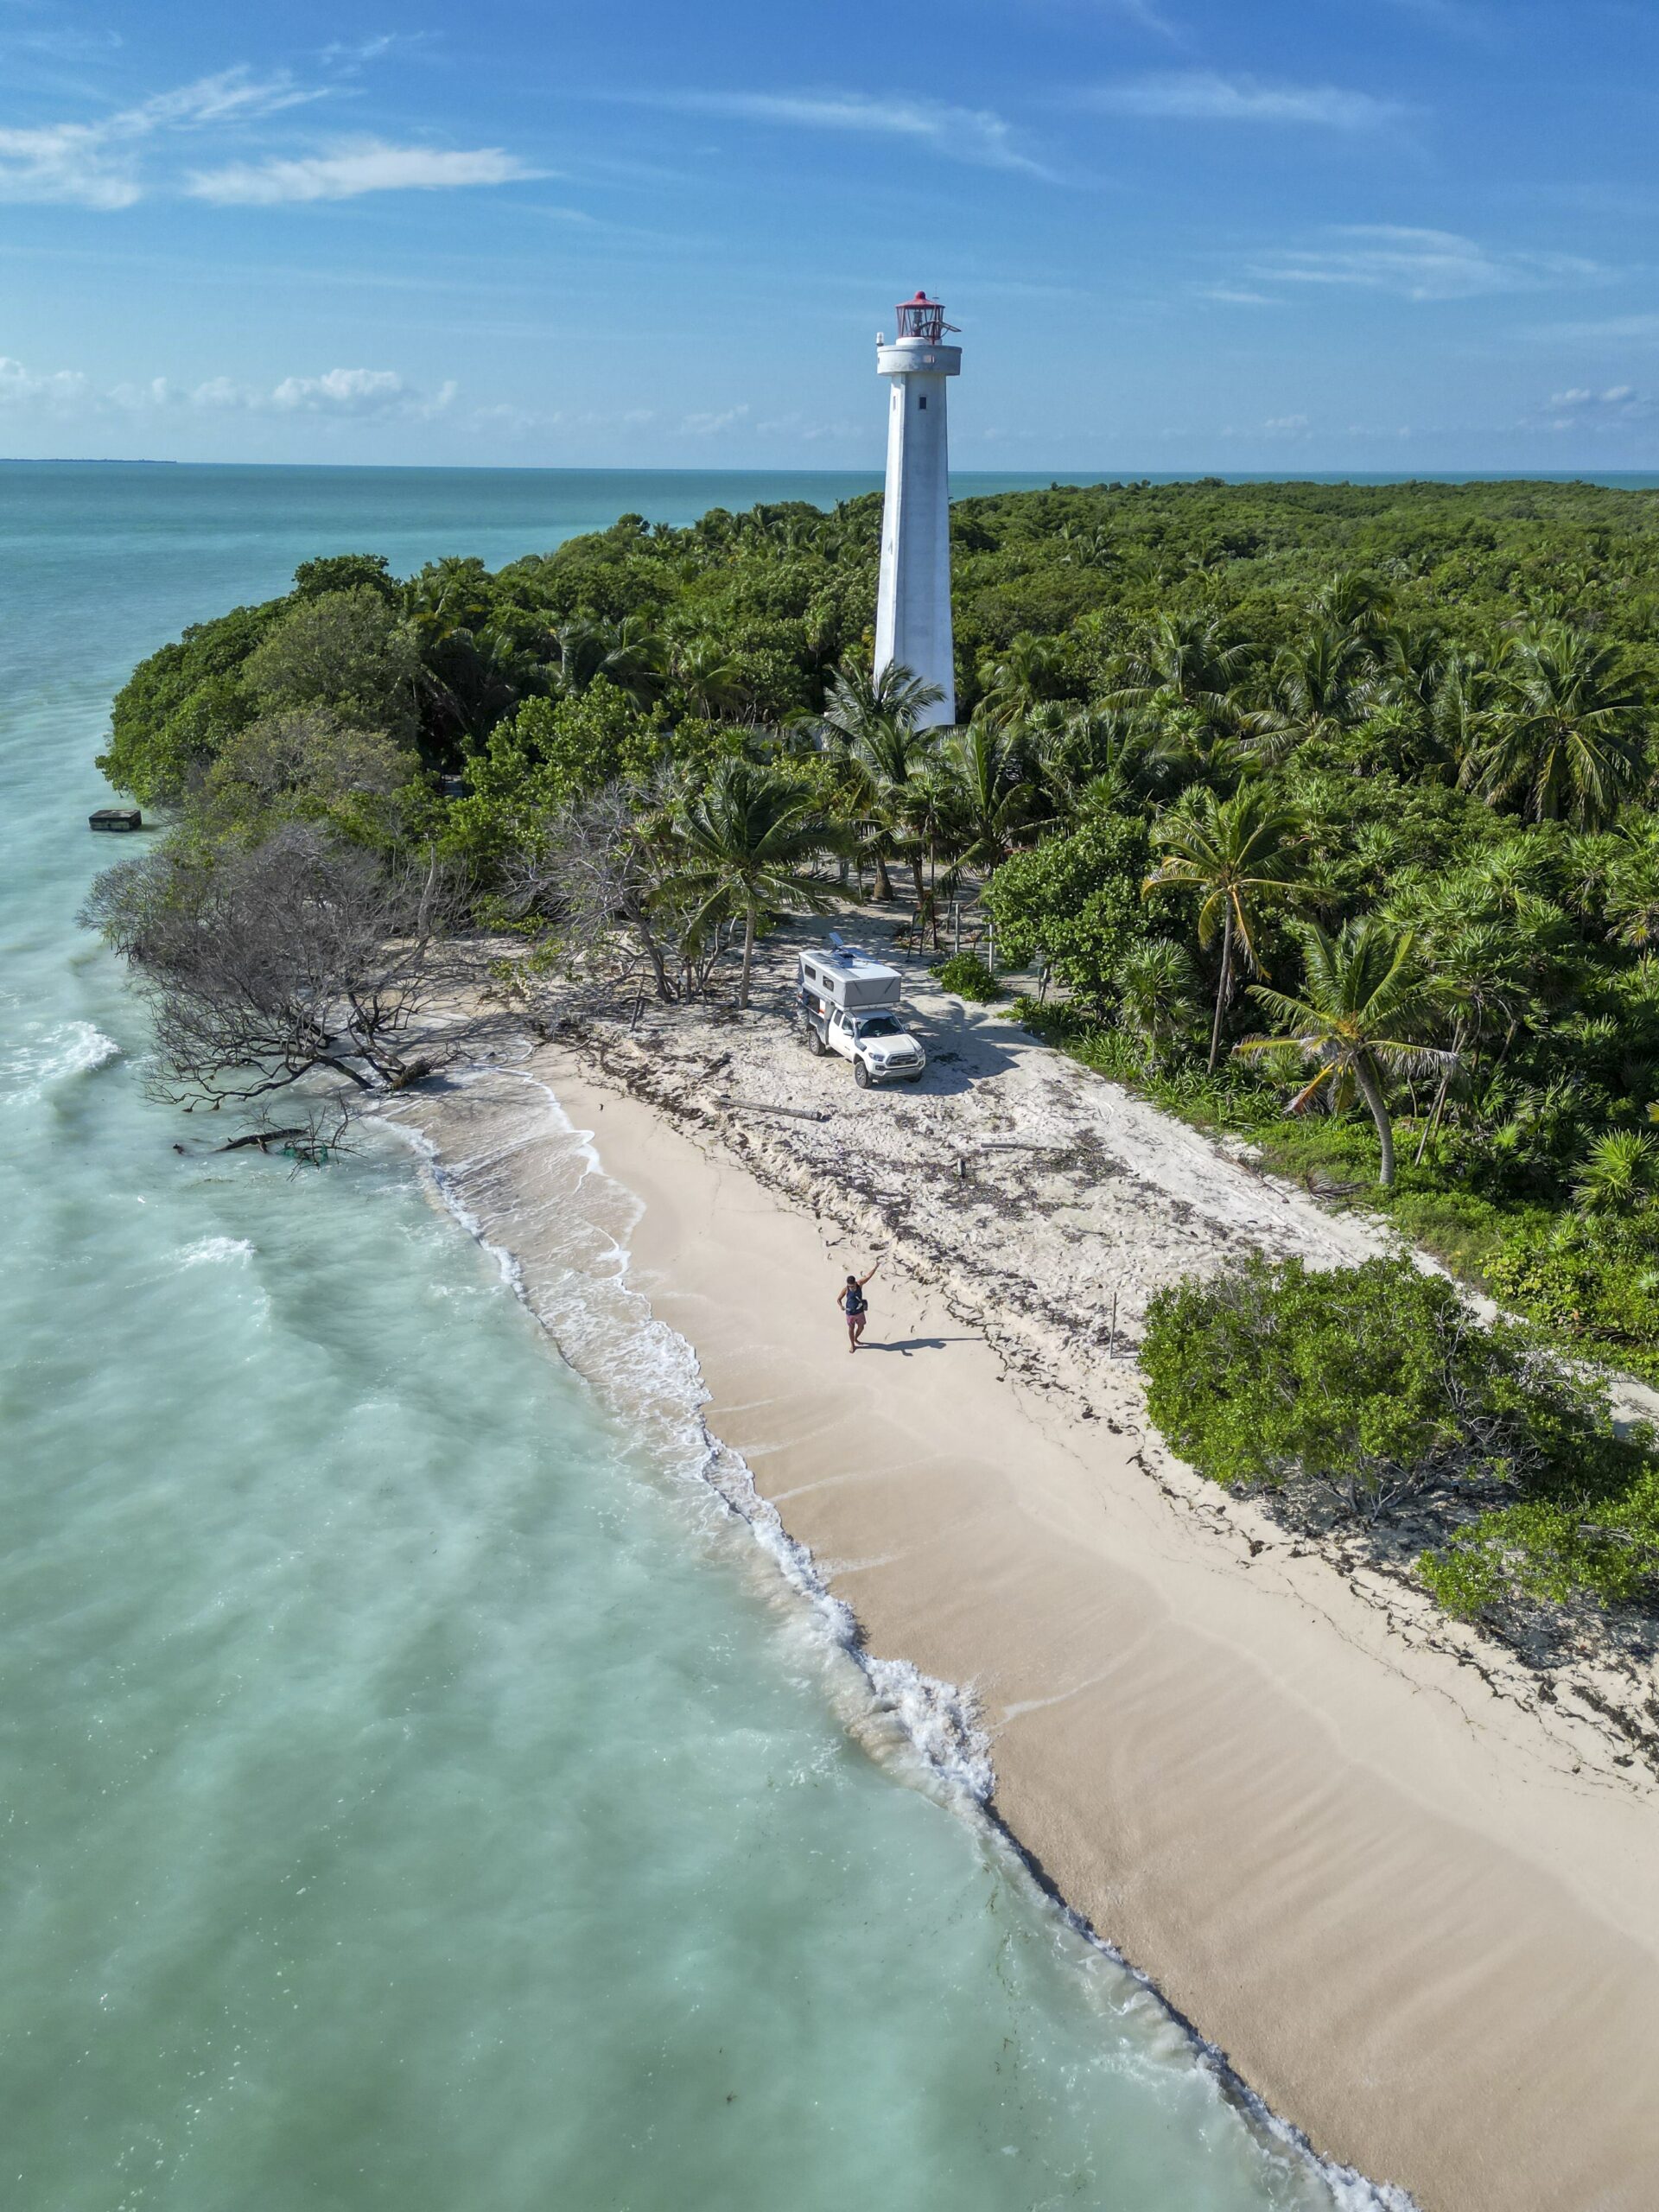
796, 944, 927, 1087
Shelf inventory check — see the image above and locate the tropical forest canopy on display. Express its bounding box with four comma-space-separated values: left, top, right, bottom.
93, 477, 1659, 1629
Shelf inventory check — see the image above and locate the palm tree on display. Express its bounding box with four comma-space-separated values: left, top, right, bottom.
975, 634, 1069, 729
1141, 785, 1306, 1071
1311, 569, 1395, 639
816, 660, 943, 748
1271, 624, 1373, 743
941, 721, 1044, 874
1465, 623, 1651, 827
1411, 921, 1535, 1160
1118, 941, 1202, 1070
1573, 1129, 1659, 1215
598, 615, 668, 709
1433, 652, 1506, 786
1238, 919, 1452, 1188
1106, 612, 1255, 727
846, 716, 940, 905
671, 760, 836, 1008
671, 637, 749, 721
810, 660, 944, 899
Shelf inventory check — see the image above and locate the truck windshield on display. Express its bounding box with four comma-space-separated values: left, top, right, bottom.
855, 1015, 902, 1038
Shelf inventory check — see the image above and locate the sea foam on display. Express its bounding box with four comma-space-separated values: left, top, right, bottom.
0, 1020, 121, 1103
399, 1064, 1418, 2212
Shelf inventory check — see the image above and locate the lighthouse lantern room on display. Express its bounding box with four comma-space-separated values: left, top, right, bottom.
874, 291, 962, 727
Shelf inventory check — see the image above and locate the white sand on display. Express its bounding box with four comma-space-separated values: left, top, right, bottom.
404, 926, 1659, 2211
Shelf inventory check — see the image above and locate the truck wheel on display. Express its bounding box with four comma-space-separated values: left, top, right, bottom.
808, 1027, 827, 1056
855, 1058, 873, 1089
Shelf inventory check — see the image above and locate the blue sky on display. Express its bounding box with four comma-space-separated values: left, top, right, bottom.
2, 0, 1656, 471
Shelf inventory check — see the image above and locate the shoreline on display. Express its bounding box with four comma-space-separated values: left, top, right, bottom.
404, 1036, 1659, 2212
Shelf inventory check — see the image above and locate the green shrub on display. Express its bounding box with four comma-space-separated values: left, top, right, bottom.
937, 953, 1001, 1001
1140, 1255, 1659, 1626
1487, 1214, 1659, 1382
979, 804, 1152, 1002
1141, 1255, 1531, 1522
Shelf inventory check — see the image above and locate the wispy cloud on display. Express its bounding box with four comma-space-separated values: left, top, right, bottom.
187, 141, 544, 205
1081, 72, 1405, 128
1092, 0, 1185, 37
634, 90, 1050, 176
1247, 226, 1606, 302
195, 366, 457, 416
1541, 383, 1652, 428
681, 403, 749, 435
0, 354, 92, 407
1528, 312, 1659, 344
0, 353, 455, 420
1195, 285, 1274, 306
0, 67, 316, 207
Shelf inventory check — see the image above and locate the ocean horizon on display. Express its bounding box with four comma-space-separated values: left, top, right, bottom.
5, 457, 1658, 487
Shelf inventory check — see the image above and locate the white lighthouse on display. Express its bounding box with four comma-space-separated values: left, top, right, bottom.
874, 291, 961, 728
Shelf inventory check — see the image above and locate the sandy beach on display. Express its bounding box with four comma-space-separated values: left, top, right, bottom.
406, 940, 1659, 2212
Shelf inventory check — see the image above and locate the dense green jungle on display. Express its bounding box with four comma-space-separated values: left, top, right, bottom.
93, 478, 1659, 1641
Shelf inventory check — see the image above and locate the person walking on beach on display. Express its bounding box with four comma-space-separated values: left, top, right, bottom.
839, 1260, 880, 1353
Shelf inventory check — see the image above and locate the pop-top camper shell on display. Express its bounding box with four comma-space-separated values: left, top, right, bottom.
796, 944, 904, 1015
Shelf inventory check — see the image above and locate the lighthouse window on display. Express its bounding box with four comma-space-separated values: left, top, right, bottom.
918, 396, 928, 410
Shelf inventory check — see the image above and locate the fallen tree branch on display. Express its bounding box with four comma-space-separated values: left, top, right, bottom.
720, 1098, 832, 1123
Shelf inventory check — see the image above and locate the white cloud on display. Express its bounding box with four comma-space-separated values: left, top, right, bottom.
681, 404, 749, 435
1530, 313, 1659, 344
640, 91, 1049, 176
1262, 413, 1311, 434
1541, 385, 1652, 426
1083, 72, 1403, 128
1247, 226, 1605, 302
0, 355, 92, 408
196, 367, 458, 418
187, 140, 543, 205
1094, 0, 1184, 35
1195, 285, 1274, 306
0, 69, 317, 208
0, 353, 454, 422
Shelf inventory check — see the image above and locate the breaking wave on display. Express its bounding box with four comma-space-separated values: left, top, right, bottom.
396, 1065, 1416, 2211
0, 1020, 121, 1103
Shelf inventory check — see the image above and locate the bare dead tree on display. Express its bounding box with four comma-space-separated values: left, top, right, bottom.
490, 779, 739, 1023
84, 823, 489, 1109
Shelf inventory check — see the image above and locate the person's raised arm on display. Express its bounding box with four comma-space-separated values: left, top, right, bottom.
859, 1259, 883, 1286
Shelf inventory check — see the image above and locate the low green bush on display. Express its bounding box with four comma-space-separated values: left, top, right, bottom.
1139, 1254, 1659, 1626
937, 953, 1002, 1001
1487, 1214, 1659, 1384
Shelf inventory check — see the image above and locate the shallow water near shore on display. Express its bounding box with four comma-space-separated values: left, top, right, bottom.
2, 462, 1402, 2209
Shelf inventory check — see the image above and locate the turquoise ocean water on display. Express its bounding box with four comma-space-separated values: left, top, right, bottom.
0, 463, 1433, 2212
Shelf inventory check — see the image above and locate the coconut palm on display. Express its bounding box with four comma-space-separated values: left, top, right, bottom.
671, 637, 749, 721
1433, 652, 1507, 786
1106, 612, 1255, 725
1141, 785, 1306, 1071
1311, 569, 1394, 639
1410, 921, 1535, 1160
846, 715, 941, 904
670, 759, 836, 1008
810, 660, 944, 899
940, 721, 1045, 874
975, 634, 1070, 729
1271, 624, 1374, 742
1465, 623, 1651, 827
817, 660, 944, 748
1238, 919, 1452, 1188
598, 615, 668, 709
